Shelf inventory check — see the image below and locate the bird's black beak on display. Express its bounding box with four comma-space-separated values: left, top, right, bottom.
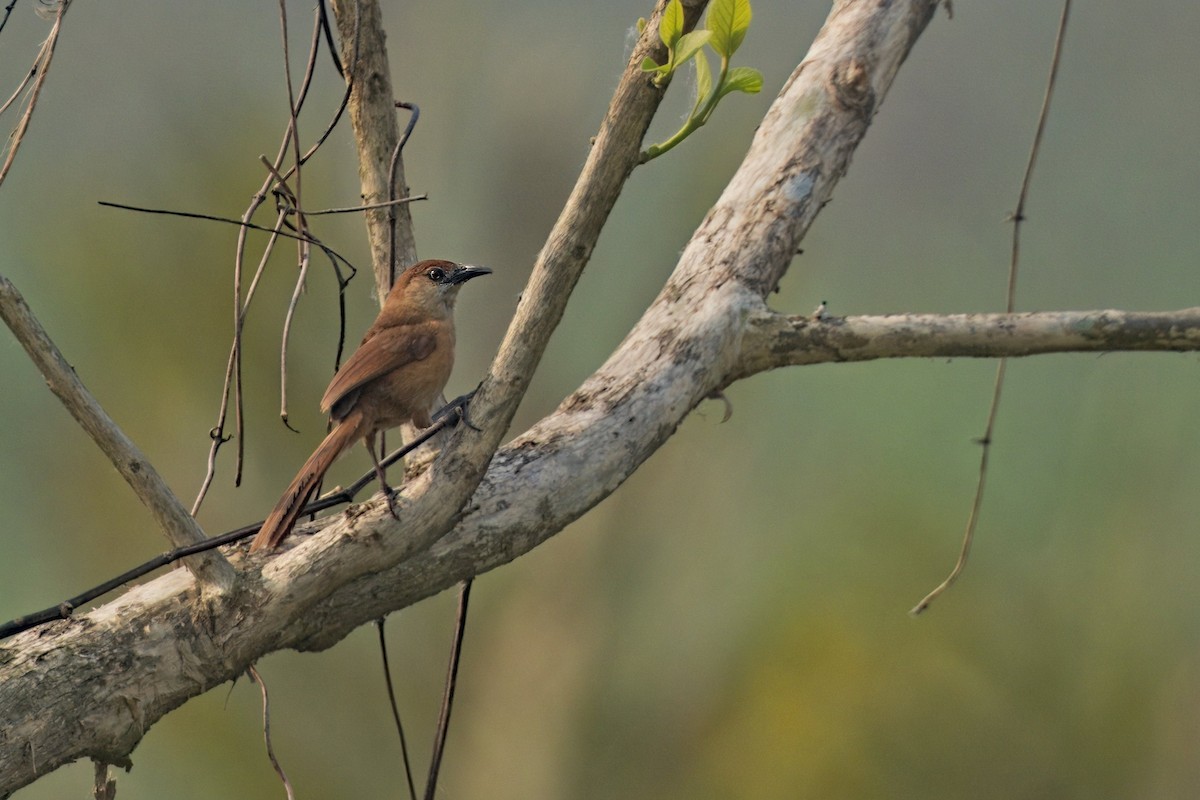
449, 264, 492, 284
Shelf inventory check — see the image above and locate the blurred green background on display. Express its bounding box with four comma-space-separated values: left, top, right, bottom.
2, 1, 1199, 798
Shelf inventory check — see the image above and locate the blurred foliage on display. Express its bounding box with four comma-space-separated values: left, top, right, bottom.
1, 1, 1199, 798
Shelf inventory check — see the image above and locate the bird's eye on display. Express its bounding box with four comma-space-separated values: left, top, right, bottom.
427, 267, 446, 282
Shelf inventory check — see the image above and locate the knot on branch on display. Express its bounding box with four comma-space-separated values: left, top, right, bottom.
828, 57, 875, 116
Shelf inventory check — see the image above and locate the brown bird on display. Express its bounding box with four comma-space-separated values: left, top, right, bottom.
250, 259, 491, 552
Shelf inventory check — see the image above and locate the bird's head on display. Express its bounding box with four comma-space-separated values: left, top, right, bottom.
384, 259, 492, 320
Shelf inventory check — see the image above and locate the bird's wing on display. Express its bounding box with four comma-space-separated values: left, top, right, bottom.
320, 323, 438, 414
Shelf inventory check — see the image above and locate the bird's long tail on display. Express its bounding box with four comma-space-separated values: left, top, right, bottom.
250, 410, 364, 552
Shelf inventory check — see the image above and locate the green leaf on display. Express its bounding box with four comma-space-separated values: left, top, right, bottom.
718, 66, 763, 97
641, 56, 667, 74
637, 17, 647, 34
660, 0, 684, 49
708, 0, 752, 58
673, 30, 712, 69
692, 50, 713, 114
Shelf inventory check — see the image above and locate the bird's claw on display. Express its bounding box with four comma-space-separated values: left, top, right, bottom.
434, 388, 481, 431
381, 486, 401, 521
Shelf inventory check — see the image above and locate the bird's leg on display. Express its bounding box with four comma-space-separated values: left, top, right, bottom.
432, 386, 481, 431
365, 434, 401, 520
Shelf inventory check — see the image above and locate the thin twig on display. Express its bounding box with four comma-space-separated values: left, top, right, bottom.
376, 619, 419, 800
263, 162, 308, 432
0, 0, 20, 39
424, 580, 472, 800
386, 102, 420, 287
0, 401, 466, 640
0, 2, 66, 190
229, 12, 313, 486
104, 190, 348, 500
0, 62, 35, 117
287, 2, 358, 175
279, 244, 312, 431
291, 5, 324, 111
0, 274, 235, 589
317, 0, 345, 78
289, 1, 362, 393
194, 3, 354, 505
911, 0, 1071, 615
192, 206, 289, 510
95, 202, 356, 271
230, 203, 255, 487
299, 194, 428, 215
249, 665, 296, 800
277, 0, 315, 432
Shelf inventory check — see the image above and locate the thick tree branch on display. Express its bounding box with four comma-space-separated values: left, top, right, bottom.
435, 0, 708, 483
0, 275, 235, 590
730, 307, 1200, 378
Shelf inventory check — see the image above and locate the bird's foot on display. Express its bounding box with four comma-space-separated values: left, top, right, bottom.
380, 485, 401, 521
372, 468, 402, 521
434, 387, 481, 431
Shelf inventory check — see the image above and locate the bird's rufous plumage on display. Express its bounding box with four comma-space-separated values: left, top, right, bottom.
250, 259, 490, 552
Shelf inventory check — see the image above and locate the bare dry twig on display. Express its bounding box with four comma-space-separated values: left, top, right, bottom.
911, 0, 1073, 615
194, 2, 361, 507
249, 665, 296, 800
377, 620, 419, 800
0, 0, 66, 189
423, 580, 472, 800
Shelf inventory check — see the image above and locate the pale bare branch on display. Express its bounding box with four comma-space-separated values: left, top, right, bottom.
0, 275, 235, 589
730, 307, 1200, 380
328, 0, 418, 300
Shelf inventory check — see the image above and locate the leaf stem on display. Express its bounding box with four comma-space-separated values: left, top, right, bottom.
641, 55, 728, 163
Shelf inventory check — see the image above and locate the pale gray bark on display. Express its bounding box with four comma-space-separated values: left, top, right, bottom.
328, 0, 419, 302
732, 307, 1200, 378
